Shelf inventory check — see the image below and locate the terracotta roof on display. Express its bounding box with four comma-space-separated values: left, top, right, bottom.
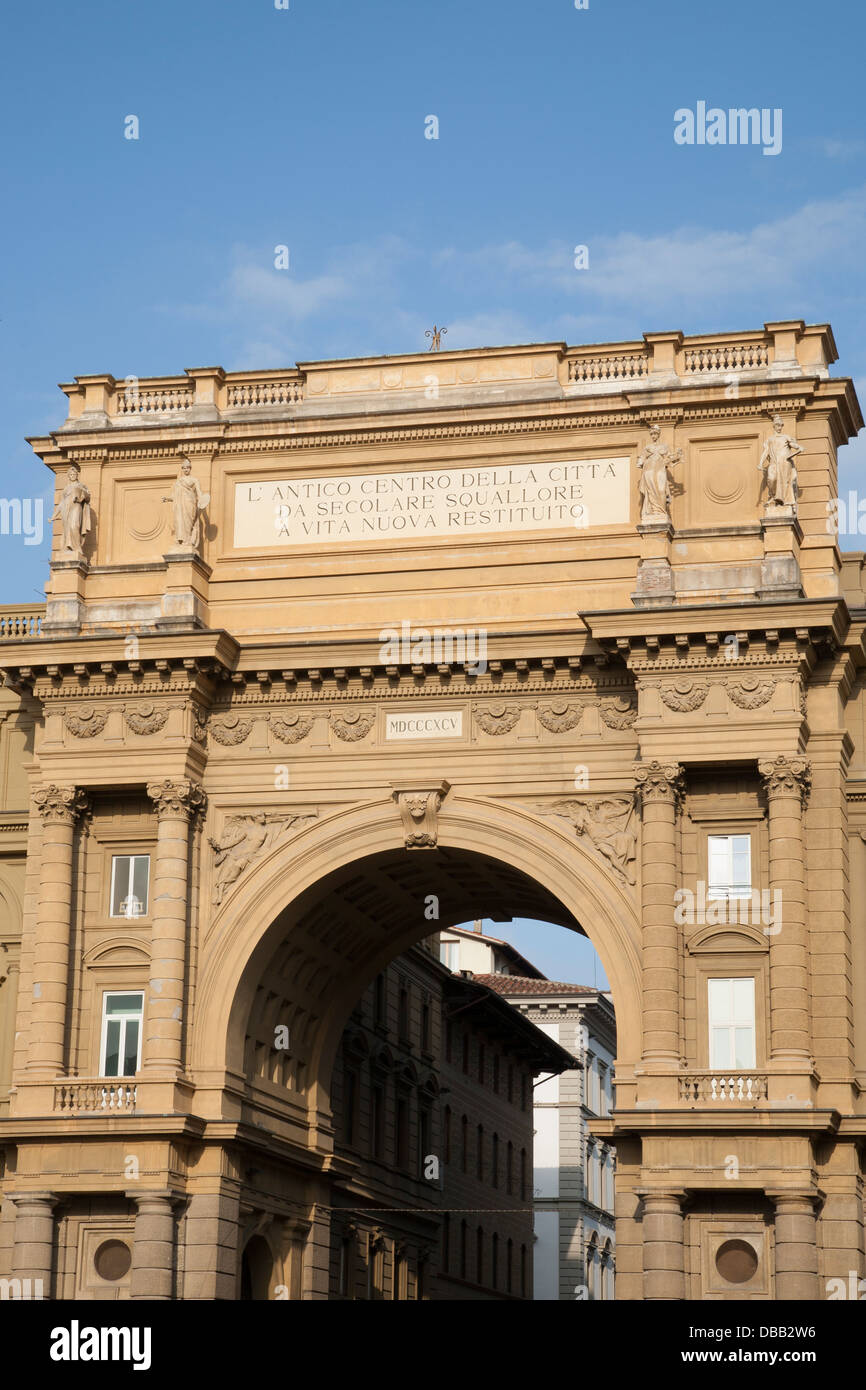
471, 974, 599, 997
445, 926, 546, 978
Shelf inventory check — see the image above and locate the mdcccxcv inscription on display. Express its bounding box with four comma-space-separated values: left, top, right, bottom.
233, 458, 631, 546
385, 710, 464, 740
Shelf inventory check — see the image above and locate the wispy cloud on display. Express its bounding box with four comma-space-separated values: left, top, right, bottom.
158, 186, 866, 364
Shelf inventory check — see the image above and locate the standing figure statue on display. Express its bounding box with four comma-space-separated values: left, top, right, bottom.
637, 424, 683, 524
165, 459, 210, 551
50, 465, 92, 555
759, 415, 802, 511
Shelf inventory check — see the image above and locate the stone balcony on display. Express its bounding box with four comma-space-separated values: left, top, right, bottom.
679, 1071, 768, 1105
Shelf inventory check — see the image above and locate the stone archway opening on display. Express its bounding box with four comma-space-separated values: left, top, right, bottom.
240, 844, 590, 1115
233, 843, 619, 1300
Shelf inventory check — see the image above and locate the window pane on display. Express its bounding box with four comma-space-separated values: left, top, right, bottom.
122, 1020, 140, 1075
132, 856, 150, 914
711, 1026, 731, 1068
734, 1027, 755, 1069
731, 977, 755, 1024
707, 836, 731, 887
707, 978, 730, 1024
110, 856, 130, 916
104, 1019, 121, 1076
106, 994, 143, 1016
731, 836, 751, 888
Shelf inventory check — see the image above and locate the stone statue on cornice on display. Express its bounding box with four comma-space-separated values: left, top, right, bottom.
759, 415, 802, 512
50, 465, 92, 556
165, 459, 210, 551
637, 424, 682, 524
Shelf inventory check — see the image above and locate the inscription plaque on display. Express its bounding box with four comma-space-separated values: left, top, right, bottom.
234, 458, 631, 547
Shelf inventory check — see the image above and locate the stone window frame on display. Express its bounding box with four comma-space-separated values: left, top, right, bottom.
89, 824, 157, 929
695, 811, 766, 907
687, 930, 770, 1071
81, 948, 150, 1078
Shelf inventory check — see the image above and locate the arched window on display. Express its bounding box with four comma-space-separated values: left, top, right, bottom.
602, 1240, 615, 1301
476, 1124, 485, 1180
506, 1238, 514, 1294
460, 1220, 468, 1279
491, 1132, 499, 1188
586, 1233, 599, 1301
443, 1105, 451, 1164
461, 1114, 468, 1173
506, 1140, 514, 1195
492, 1233, 499, 1290
476, 1226, 484, 1285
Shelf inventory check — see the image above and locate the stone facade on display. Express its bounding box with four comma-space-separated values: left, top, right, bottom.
327, 941, 570, 1300
478, 976, 617, 1301
0, 321, 864, 1299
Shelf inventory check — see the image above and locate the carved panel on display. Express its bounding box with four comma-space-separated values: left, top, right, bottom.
63, 707, 108, 738
124, 703, 170, 736
330, 710, 375, 742
599, 696, 638, 729
537, 702, 583, 733
270, 713, 315, 744
725, 677, 775, 710
474, 702, 522, 735
656, 680, 709, 713
210, 715, 254, 746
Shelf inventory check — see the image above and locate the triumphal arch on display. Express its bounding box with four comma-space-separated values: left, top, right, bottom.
0, 320, 864, 1300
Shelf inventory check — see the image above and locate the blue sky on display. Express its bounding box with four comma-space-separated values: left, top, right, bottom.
2, 0, 866, 601
3, 0, 862, 990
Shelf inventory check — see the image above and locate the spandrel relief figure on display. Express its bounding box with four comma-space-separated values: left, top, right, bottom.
209, 811, 315, 905
637, 424, 683, 524
165, 459, 210, 551
759, 415, 802, 511
50, 465, 92, 555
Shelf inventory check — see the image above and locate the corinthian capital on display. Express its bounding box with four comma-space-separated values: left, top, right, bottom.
758, 755, 810, 805
633, 760, 684, 807
147, 778, 207, 820
33, 784, 90, 824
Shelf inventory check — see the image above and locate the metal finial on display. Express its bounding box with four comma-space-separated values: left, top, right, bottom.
425, 325, 447, 352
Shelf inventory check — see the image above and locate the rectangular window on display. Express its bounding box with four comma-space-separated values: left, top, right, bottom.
100, 992, 143, 1077
708, 977, 756, 1069
440, 940, 460, 972
396, 1093, 410, 1167
372, 1085, 385, 1159
343, 1067, 360, 1146
418, 1105, 431, 1175
110, 855, 150, 918
707, 834, 752, 899
398, 985, 409, 1043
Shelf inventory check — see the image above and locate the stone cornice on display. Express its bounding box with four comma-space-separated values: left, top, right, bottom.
27, 372, 860, 470
588, 596, 848, 650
